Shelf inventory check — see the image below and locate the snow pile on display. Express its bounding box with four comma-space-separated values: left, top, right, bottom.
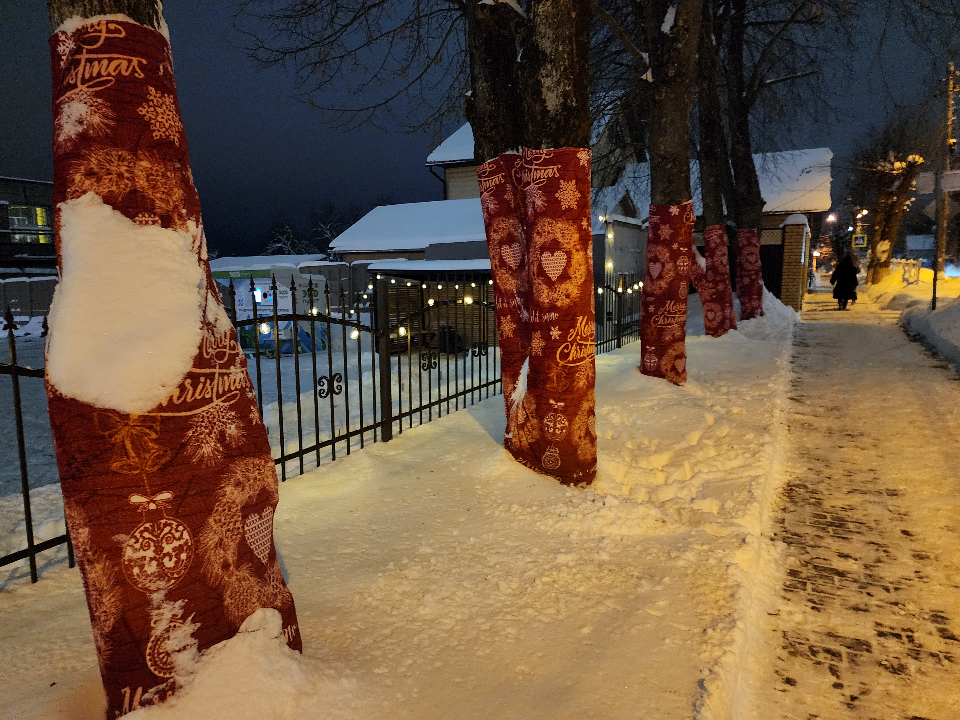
46, 193, 205, 413
128, 609, 360, 720
859, 268, 960, 371
736, 287, 800, 341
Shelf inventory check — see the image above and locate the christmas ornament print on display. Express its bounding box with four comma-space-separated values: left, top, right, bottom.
46, 19, 300, 718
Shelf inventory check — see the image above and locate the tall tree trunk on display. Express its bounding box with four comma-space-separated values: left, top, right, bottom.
645, 0, 701, 205
868, 161, 922, 283
472, 0, 597, 483
519, 0, 592, 149
637, 0, 701, 385
465, 2, 523, 163
725, 0, 764, 231
45, 3, 300, 715
696, 0, 731, 228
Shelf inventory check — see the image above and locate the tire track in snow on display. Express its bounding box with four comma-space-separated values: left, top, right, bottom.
745, 295, 960, 720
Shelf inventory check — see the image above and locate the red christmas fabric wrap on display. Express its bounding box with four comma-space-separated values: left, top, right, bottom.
736, 228, 765, 319
690, 224, 737, 337
640, 203, 694, 385
477, 148, 597, 484
48, 20, 300, 717
477, 155, 529, 425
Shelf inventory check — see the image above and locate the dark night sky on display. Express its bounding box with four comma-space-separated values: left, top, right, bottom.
0, 2, 943, 255
0, 2, 445, 256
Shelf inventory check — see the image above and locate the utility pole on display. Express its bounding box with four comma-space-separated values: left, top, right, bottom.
934, 61, 960, 310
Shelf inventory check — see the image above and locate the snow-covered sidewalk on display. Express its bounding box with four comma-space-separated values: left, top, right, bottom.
738, 290, 960, 719
0, 296, 797, 720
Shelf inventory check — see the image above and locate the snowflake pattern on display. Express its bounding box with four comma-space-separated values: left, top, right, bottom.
577, 149, 591, 167
669, 206, 680, 215
525, 185, 546, 215
555, 180, 581, 211
550, 326, 561, 340
133, 213, 161, 226
56, 32, 76, 67
531, 331, 545, 356
660, 225, 673, 240
500, 316, 517, 338
138, 86, 184, 146
184, 405, 245, 466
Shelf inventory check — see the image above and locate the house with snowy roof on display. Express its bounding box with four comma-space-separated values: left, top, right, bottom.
334, 124, 832, 310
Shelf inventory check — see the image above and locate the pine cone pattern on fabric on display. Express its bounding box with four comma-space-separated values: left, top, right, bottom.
640, 203, 694, 385
476, 148, 597, 484
47, 20, 300, 718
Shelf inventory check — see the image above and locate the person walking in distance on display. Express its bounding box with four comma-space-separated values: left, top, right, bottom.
830, 253, 859, 310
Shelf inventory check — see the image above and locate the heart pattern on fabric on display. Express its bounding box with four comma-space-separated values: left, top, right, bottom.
541, 251, 567, 281
675, 357, 686, 373
500, 243, 522, 269
649, 262, 663, 279
244, 507, 274, 565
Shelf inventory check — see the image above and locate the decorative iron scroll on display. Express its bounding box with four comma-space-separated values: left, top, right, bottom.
317, 373, 343, 399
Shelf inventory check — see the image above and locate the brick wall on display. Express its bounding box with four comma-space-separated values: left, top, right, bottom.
780, 223, 808, 312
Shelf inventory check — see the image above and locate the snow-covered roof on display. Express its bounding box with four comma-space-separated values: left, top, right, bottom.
366, 259, 491, 273
331, 199, 486, 253
210, 254, 324, 275
595, 148, 833, 220
426, 124, 476, 166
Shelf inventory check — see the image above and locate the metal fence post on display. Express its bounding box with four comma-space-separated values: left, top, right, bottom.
5, 309, 38, 582
375, 278, 393, 442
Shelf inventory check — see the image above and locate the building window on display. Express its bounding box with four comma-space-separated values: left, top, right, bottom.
4, 205, 53, 244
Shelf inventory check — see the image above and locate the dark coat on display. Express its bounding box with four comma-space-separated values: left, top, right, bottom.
830, 256, 859, 301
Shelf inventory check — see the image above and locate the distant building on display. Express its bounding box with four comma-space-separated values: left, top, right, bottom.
0, 177, 57, 278
905, 234, 935, 262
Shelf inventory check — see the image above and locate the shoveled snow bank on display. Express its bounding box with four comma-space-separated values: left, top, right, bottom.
46, 192, 205, 413
862, 269, 960, 372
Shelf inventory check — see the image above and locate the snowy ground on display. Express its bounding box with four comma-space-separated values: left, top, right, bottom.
2, 273, 960, 720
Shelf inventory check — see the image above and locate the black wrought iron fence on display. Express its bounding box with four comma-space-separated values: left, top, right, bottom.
2, 269, 644, 582
220, 271, 503, 482
0, 309, 74, 582
595, 272, 643, 353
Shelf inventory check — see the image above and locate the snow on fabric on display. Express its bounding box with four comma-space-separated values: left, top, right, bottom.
735, 228, 764, 320
640, 203, 694, 384
47, 18, 300, 717
690, 224, 736, 337
46, 194, 204, 413
477, 148, 597, 484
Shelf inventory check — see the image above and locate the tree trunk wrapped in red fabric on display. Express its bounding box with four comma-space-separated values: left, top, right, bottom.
736, 228, 765, 319
477, 154, 529, 433
46, 19, 300, 717
478, 148, 597, 484
690, 224, 737, 337
640, 203, 694, 385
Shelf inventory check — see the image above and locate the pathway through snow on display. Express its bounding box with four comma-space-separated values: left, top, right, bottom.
740, 291, 960, 719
